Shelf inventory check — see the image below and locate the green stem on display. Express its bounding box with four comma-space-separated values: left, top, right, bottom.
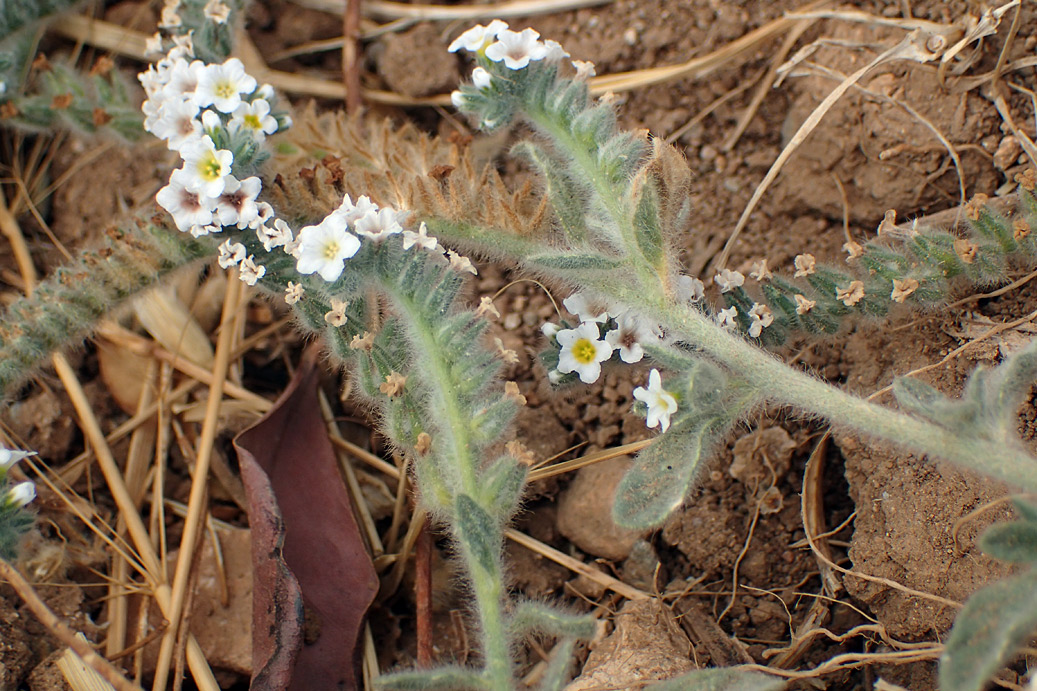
661, 303, 1037, 490
465, 531, 512, 689
379, 277, 478, 496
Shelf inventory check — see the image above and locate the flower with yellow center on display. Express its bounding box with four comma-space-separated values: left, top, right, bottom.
230, 99, 278, 141
179, 135, 232, 198
196, 58, 256, 113
295, 215, 361, 282
556, 322, 613, 384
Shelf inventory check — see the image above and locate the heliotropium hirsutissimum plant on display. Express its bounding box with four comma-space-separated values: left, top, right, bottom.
3, 9, 1037, 689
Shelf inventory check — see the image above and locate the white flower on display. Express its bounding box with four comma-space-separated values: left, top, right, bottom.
229, 99, 278, 140
195, 58, 257, 113
285, 281, 304, 305
200, 108, 222, 134
217, 239, 246, 268
189, 223, 220, 238
250, 201, 275, 230
604, 312, 659, 364
179, 135, 233, 198
295, 215, 362, 282
572, 59, 596, 80
257, 218, 293, 252
675, 275, 704, 302
171, 31, 195, 58
485, 28, 549, 70
402, 222, 438, 251
749, 259, 773, 282
541, 322, 560, 339
354, 207, 403, 243
145, 32, 165, 56
156, 168, 216, 232
543, 39, 570, 62
450, 90, 466, 109
448, 20, 509, 53
562, 293, 608, 323
204, 0, 231, 23
163, 58, 204, 101
793, 253, 816, 278
334, 194, 377, 224
547, 369, 564, 385
713, 269, 745, 293
148, 97, 202, 151
215, 175, 262, 228
0, 447, 34, 471
447, 250, 478, 275
556, 321, 613, 384
6, 481, 35, 507
717, 306, 738, 329
238, 255, 266, 286
747, 303, 774, 338
471, 67, 492, 90
633, 369, 677, 433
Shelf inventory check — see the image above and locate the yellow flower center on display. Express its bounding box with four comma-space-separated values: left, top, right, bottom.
199, 154, 221, 181
244, 114, 261, 129
571, 338, 597, 365
215, 81, 235, 99
323, 241, 340, 259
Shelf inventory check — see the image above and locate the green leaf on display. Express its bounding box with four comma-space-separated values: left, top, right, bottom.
632, 180, 664, 266
648, 668, 786, 691
612, 413, 720, 530
527, 251, 621, 272
509, 601, 597, 640
478, 455, 528, 521
512, 141, 587, 243
980, 520, 1037, 564
940, 568, 1037, 691
455, 494, 499, 576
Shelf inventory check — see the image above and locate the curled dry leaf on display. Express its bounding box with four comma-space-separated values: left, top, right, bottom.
235, 351, 378, 691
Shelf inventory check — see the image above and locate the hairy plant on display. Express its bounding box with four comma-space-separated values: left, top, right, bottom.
5, 9, 1037, 690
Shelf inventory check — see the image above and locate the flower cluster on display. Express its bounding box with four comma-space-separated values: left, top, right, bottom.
141, 45, 289, 286
542, 291, 690, 432
449, 20, 594, 115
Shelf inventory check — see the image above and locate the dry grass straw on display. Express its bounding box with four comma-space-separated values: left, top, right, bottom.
0, 148, 220, 687
152, 272, 242, 691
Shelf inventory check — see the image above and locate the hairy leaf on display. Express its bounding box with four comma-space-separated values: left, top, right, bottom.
939, 568, 1037, 691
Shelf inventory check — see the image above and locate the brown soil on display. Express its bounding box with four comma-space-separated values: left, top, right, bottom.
3, 0, 1037, 689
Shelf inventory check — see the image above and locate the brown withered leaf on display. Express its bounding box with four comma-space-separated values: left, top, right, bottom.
235, 351, 377, 691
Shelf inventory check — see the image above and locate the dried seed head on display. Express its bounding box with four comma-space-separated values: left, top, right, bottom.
876, 209, 897, 236
964, 193, 989, 221
890, 278, 919, 303
836, 280, 865, 307
476, 296, 500, 319
793, 254, 816, 278
954, 238, 978, 264
415, 432, 432, 456
1014, 219, 1031, 241
504, 381, 526, 406
843, 240, 864, 261
350, 331, 375, 351
380, 371, 407, 397
505, 440, 536, 466
794, 294, 816, 314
